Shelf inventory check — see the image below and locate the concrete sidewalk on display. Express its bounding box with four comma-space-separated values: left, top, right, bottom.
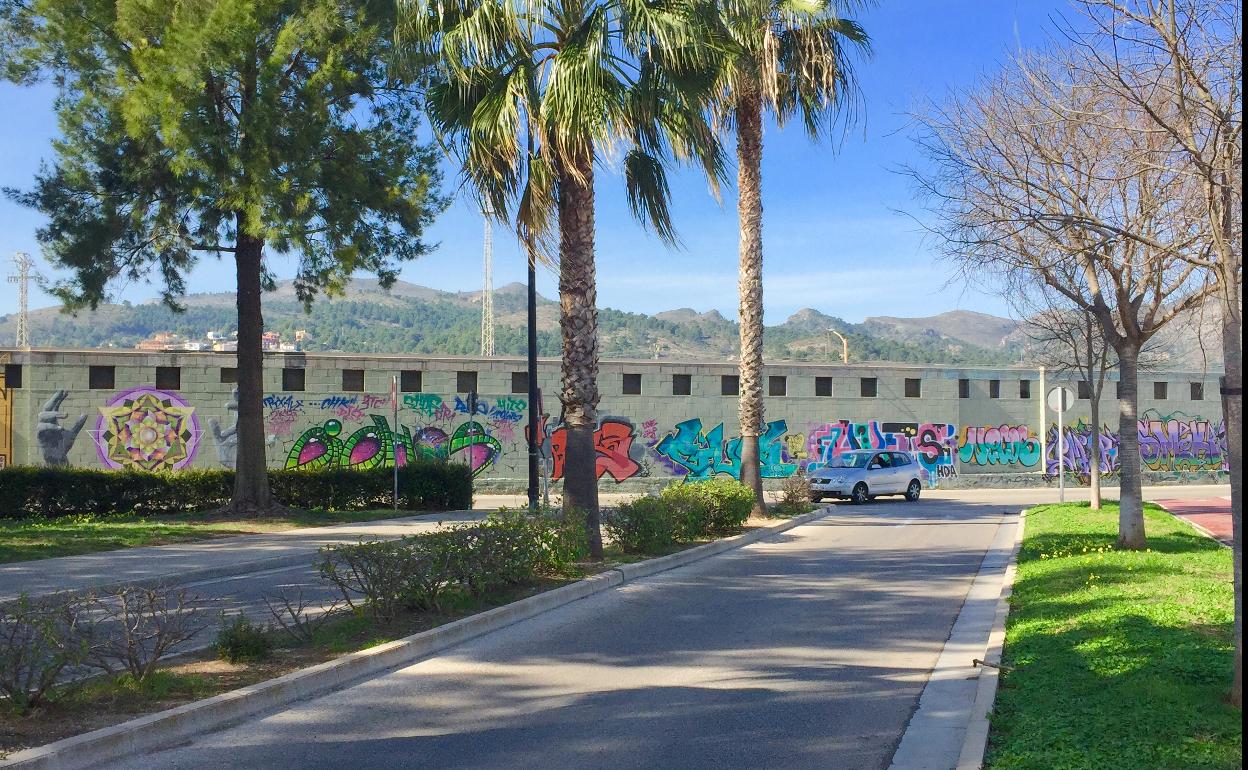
0, 509, 486, 602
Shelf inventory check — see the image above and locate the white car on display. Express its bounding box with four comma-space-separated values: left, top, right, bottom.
808, 450, 924, 504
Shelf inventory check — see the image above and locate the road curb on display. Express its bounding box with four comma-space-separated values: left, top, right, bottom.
955, 509, 1026, 770
1, 506, 832, 770
888, 508, 1026, 770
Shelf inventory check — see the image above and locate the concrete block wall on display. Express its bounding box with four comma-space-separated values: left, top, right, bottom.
0, 349, 1227, 489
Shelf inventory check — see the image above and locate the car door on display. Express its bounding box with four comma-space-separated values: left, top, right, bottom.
868, 452, 895, 493
890, 452, 915, 491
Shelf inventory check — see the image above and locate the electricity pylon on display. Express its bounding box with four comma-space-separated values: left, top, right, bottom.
8, 253, 34, 349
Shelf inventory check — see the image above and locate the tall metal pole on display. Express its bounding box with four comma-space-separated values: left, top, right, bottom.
480, 211, 495, 357
392, 374, 399, 512
526, 230, 540, 511
8, 253, 35, 350
1058, 391, 1066, 504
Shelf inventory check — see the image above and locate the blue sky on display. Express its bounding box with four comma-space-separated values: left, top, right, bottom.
0, 0, 1068, 324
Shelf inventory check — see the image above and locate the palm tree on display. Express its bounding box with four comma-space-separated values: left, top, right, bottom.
708, 0, 870, 515
400, 0, 720, 557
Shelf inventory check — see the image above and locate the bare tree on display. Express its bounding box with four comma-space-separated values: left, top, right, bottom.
908, 50, 1217, 549
1064, 0, 1242, 709
1018, 283, 1116, 508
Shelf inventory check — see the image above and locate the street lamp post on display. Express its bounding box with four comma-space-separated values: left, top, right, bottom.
827, 329, 849, 364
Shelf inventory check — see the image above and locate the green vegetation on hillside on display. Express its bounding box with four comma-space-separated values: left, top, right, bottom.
987, 502, 1239, 769
2, 286, 1020, 364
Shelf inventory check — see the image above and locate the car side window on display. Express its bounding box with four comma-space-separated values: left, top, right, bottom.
892, 452, 911, 466
873, 453, 891, 469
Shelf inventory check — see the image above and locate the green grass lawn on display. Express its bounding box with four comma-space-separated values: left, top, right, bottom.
987, 502, 1241, 769
0, 508, 449, 564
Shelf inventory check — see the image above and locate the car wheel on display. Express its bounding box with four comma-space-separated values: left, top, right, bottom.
851, 483, 869, 505
905, 480, 921, 502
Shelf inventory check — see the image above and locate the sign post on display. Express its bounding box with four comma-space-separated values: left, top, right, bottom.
392, 375, 399, 512
1047, 386, 1076, 503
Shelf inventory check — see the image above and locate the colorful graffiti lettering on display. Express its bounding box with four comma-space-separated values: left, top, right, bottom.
403, 394, 445, 418
266, 408, 302, 438
652, 418, 794, 480
263, 394, 303, 411
805, 420, 956, 484
94, 387, 201, 471
1046, 421, 1119, 476
1139, 412, 1226, 472
285, 415, 413, 471
530, 416, 643, 482
957, 425, 1041, 467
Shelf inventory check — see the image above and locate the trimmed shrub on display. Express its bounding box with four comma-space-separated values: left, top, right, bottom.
660, 478, 753, 536
215, 614, 273, 663
603, 497, 680, 554
317, 539, 417, 621
0, 461, 471, 519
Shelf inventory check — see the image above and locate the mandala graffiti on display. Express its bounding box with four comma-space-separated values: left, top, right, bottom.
94, 388, 201, 471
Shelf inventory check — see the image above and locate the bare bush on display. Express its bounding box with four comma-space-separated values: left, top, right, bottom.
87, 586, 206, 681
262, 589, 342, 644
778, 468, 813, 514
0, 594, 94, 712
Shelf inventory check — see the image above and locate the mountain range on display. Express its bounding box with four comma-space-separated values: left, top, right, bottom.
0, 279, 1221, 369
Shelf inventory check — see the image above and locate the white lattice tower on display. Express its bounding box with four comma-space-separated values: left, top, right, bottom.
480, 208, 495, 357
7, 253, 35, 349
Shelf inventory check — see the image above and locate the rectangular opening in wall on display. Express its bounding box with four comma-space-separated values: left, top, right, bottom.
958, 378, 971, 399
673, 373, 692, 396
155, 366, 181, 390
89, 365, 115, 390
1077, 380, 1091, 400
721, 375, 739, 396
511, 371, 529, 394
1154, 381, 1168, 400
342, 368, 365, 392
220, 367, 238, 384
623, 373, 642, 395
400, 370, 422, 393
1116, 381, 1122, 399
989, 379, 1001, 399
457, 371, 478, 394
1191, 381, 1204, 401
860, 377, 877, 398
768, 375, 786, 397
904, 378, 921, 398
282, 367, 305, 391
3, 364, 22, 389
815, 376, 833, 397
1020, 379, 1032, 399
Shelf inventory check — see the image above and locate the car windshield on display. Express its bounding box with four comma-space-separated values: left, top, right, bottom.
828, 452, 874, 469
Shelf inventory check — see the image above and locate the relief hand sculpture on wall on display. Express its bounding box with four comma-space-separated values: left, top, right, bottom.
36, 389, 87, 465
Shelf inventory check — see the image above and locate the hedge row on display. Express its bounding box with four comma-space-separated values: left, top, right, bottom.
317, 508, 586, 619
0, 462, 472, 519
603, 479, 754, 554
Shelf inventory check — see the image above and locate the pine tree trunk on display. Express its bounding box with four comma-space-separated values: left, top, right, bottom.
1089, 390, 1102, 510
735, 87, 767, 517
1219, 296, 1242, 708
556, 150, 602, 558
1115, 345, 1146, 549
223, 227, 276, 515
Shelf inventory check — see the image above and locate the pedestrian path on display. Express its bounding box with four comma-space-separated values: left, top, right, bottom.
1154, 497, 1234, 545
0, 510, 483, 602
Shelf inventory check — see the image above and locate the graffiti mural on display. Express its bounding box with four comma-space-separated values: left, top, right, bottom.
652, 418, 795, 480
1046, 411, 1227, 476
93, 387, 201, 471
530, 415, 644, 482
804, 420, 957, 480
957, 425, 1041, 468
285, 415, 415, 471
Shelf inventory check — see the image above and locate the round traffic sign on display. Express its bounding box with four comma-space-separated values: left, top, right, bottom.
1047, 386, 1076, 412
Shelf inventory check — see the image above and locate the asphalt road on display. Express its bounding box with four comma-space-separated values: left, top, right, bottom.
107, 495, 1015, 770
107, 484, 1231, 665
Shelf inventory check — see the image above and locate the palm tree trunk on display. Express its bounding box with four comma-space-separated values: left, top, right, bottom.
735, 87, 767, 517
556, 149, 602, 558
1116, 344, 1146, 549
1219, 293, 1242, 707
223, 224, 276, 515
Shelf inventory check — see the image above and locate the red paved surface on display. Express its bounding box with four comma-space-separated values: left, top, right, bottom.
1154, 497, 1234, 544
